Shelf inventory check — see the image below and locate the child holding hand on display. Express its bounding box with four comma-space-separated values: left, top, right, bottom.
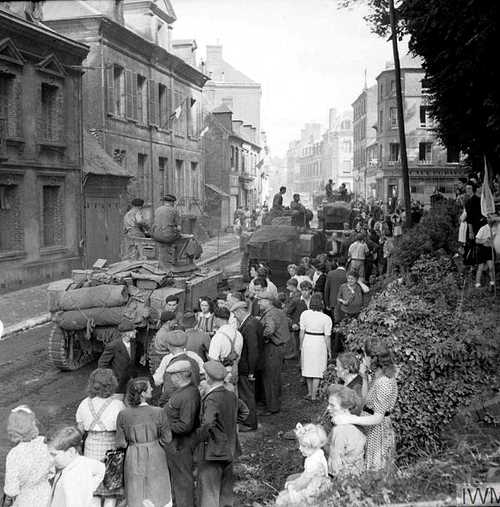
276, 423, 329, 506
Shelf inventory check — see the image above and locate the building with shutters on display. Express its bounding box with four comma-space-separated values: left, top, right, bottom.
0, 4, 88, 291
203, 104, 261, 231
44, 0, 209, 251
374, 57, 463, 205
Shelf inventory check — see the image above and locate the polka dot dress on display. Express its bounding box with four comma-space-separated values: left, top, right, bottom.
364, 375, 398, 473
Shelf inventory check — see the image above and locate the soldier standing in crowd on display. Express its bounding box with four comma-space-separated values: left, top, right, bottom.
257, 290, 291, 416
163, 360, 201, 507
197, 360, 249, 507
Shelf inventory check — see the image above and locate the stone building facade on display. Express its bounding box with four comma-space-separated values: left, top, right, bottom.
375, 59, 462, 205
0, 6, 88, 291
352, 84, 377, 198
203, 104, 261, 230
44, 0, 209, 240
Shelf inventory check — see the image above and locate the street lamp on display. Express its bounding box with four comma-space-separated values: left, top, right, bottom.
388, 0, 412, 226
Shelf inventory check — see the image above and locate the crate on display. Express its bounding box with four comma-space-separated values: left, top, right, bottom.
71, 269, 93, 283
130, 237, 158, 260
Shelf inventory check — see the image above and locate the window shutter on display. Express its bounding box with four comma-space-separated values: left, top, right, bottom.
137, 78, 143, 124
131, 73, 138, 121
166, 86, 171, 122
419, 143, 425, 161
125, 70, 132, 118
148, 79, 157, 126
106, 67, 115, 115
56, 87, 64, 142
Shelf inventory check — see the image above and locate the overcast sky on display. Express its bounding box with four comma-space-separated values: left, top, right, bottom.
173, 0, 403, 157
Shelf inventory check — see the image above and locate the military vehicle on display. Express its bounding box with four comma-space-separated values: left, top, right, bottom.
239, 217, 327, 287
47, 237, 221, 371
317, 200, 352, 232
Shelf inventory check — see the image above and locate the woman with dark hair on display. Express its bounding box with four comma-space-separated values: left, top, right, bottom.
299, 293, 332, 401
336, 269, 363, 322
333, 337, 398, 474
116, 378, 172, 507
3, 406, 52, 507
194, 297, 215, 336
75, 369, 125, 507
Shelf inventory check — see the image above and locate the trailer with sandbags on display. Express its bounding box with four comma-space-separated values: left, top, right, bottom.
47, 253, 222, 371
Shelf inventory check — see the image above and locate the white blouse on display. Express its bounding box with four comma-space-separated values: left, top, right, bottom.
75, 396, 125, 432
299, 309, 332, 336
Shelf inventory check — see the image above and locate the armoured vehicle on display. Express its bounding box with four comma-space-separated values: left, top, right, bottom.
240, 217, 327, 287
47, 237, 221, 371
317, 200, 352, 232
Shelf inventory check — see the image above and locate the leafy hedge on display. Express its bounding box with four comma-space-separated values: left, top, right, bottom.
323, 255, 499, 461
393, 200, 461, 269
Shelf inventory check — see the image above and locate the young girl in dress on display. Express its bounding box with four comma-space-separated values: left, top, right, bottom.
276, 423, 329, 506
47, 426, 105, 507
3, 405, 52, 507
326, 384, 366, 476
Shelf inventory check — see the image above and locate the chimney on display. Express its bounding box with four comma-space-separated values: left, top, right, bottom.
206, 44, 223, 64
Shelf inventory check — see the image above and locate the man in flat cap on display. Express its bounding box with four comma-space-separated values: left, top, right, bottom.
151, 194, 181, 245
98, 319, 138, 397
164, 360, 201, 507
197, 360, 249, 507
152, 329, 204, 406
121, 197, 148, 259
229, 301, 263, 432
257, 290, 291, 416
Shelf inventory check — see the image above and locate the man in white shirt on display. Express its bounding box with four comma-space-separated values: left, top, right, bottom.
208, 307, 243, 386
348, 234, 370, 281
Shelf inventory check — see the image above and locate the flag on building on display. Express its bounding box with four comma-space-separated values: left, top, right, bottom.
256, 159, 264, 169
190, 97, 196, 107
170, 104, 182, 121
199, 126, 209, 138
480, 156, 495, 217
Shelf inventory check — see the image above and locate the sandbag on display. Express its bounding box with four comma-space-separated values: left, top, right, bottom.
54, 306, 128, 330
51, 285, 128, 312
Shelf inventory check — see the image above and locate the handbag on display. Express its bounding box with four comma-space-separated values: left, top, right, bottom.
102, 448, 125, 490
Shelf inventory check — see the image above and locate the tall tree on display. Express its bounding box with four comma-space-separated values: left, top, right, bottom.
341, 0, 500, 174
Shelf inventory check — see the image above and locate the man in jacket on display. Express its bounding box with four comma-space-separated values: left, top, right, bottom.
164, 360, 201, 507
257, 290, 291, 415
97, 319, 138, 397
230, 301, 263, 432
197, 360, 249, 507
324, 258, 347, 322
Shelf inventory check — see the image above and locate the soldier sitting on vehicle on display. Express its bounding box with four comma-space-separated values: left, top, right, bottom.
325, 179, 334, 201
290, 194, 313, 229
121, 198, 148, 260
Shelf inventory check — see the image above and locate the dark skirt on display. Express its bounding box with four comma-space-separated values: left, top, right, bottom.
477, 244, 493, 263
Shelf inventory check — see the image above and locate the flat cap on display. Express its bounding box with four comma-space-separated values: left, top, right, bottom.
162, 194, 177, 202
118, 319, 135, 332
166, 330, 187, 347
166, 360, 191, 374
255, 289, 275, 301
229, 301, 247, 313
204, 360, 227, 380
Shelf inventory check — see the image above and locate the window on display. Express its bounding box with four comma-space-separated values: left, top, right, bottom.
136, 75, 147, 124
42, 185, 64, 247
242, 151, 246, 172
418, 142, 432, 162
342, 140, 352, 153
0, 183, 23, 252
230, 146, 235, 169
137, 153, 148, 201
390, 80, 396, 95
380, 84, 384, 99
40, 83, 60, 141
421, 78, 431, 94
175, 159, 184, 199
191, 161, 199, 199
342, 160, 352, 174
113, 65, 125, 117
173, 90, 185, 136
158, 84, 167, 129
390, 107, 398, 129
419, 106, 432, 128
389, 143, 400, 162
447, 146, 460, 163
379, 110, 384, 131
235, 148, 239, 171
0, 72, 19, 137
158, 157, 168, 197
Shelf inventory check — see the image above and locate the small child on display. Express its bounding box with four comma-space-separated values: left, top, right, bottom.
47, 426, 105, 507
276, 423, 329, 506
326, 384, 366, 476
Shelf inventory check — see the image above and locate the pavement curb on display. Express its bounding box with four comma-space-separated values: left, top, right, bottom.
0, 243, 240, 340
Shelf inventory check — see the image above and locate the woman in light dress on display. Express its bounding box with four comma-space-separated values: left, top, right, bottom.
333, 338, 398, 474
3, 405, 52, 507
299, 293, 332, 401
76, 368, 125, 507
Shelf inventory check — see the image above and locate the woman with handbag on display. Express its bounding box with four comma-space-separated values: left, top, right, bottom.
75, 369, 125, 507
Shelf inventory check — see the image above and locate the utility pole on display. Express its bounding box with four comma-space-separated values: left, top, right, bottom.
389, 0, 412, 226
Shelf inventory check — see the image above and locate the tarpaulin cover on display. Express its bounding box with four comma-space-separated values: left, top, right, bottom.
246, 225, 298, 262
50, 285, 129, 312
